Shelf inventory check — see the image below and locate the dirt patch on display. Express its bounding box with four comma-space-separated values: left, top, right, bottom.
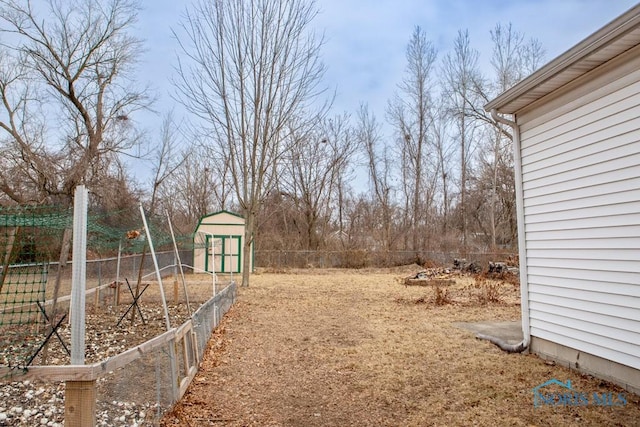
162, 269, 640, 426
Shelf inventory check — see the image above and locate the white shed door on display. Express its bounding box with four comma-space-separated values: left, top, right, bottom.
519, 65, 640, 370
206, 235, 242, 273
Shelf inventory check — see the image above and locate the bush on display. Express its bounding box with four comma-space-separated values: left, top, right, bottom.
472, 276, 502, 304
433, 286, 452, 306
339, 250, 370, 268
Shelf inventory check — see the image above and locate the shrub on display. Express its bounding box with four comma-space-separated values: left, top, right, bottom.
473, 276, 502, 304
434, 286, 452, 306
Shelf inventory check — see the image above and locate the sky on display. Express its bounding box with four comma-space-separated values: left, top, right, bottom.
131, 0, 639, 183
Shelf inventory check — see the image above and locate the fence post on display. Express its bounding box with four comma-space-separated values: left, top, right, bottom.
168, 337, 179, 404
139, 205, 171, 330
94, 261, 101, 309
70, 185, 87, 364
115, 241, 122, 307
65, 380, 96, 426
66, 185, 96, 426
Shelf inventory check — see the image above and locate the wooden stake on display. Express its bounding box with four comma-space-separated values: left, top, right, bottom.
115, 282, 121, 306
93, 286, 99, 309
173, 279, 179, 304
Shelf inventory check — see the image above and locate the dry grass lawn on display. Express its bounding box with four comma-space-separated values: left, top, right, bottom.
162, 267, 640, 427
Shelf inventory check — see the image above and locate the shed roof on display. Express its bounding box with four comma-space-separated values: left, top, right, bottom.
485, 4, 640, 114
194, 209, 245, 232
199, 210, 244, 220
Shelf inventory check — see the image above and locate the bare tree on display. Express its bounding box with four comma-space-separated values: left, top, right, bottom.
175, 0, 326, 286
486, 24, 544, 249
357, 104, 396, 251
471, 126, 518, 250
0, 0, 148, 202
430, 98, 455, 241
0, 43, 54, 204
459, 24, 545, 140
126, 112, 188, 323
441, 29, 483, 249
158, 143, 231, 232
278, 114, 357, 250
150, 113, 190, 213
0, 0, 148, 321
490, 23, 545, 95
467, 24, 545, 250
387, 26, 438, 253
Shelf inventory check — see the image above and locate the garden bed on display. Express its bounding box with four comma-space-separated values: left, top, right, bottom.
0, 275, 234, 426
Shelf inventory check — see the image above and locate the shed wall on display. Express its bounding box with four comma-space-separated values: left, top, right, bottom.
193, 212, 251, 274
518, 55, 640, 371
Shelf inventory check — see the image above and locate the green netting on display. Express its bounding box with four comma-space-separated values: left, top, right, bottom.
0, 203, 199, 371
0, 264, 49, 325
84, 208, 189, 254
0, 205, 68, 368
0, 206, 67, 324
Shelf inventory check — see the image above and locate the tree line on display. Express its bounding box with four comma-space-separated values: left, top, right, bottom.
0, 0, 544, 286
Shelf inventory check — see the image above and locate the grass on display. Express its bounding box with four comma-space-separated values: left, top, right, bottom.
162, 267, 640, 426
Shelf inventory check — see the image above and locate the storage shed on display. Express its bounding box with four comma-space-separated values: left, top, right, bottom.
485, 5, 640, 393
193, 210, 252, 274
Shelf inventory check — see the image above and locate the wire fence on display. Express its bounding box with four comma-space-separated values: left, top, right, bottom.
9, 250, 199, 343
0, 201, 244, 425
94, 282, 237, 426
254, 250, 518, 269
0, 278, 237, 426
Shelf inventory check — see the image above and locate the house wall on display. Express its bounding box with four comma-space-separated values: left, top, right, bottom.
531, 337, 640, 395
516, 47, 640, 388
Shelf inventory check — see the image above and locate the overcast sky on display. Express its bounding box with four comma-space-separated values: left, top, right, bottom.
131, 0, 638, 186
135, 1, 638, 125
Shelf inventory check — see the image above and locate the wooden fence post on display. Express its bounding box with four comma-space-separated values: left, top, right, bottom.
65, 380, 96, 426
67, 185, 95, 426
169, 337, 179, 404
93, 287, 100, 309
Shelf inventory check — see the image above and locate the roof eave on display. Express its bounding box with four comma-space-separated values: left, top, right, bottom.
485, 4, 640, 115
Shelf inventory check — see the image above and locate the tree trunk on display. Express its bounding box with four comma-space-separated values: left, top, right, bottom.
0, 227, 19, 295
460, 116, 468, 249
51, 227, 72, 321
490, 134, 499, 251
241, 210, 255, 287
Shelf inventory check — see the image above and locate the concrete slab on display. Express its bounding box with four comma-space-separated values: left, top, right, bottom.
455, 320, 523, 345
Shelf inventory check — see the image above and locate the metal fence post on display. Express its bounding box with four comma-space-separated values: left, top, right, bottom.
66, 185, 96, 426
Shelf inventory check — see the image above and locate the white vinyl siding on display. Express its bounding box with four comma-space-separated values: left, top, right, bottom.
518, 64, 640, 370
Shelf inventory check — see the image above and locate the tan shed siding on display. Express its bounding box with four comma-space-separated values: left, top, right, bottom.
518, 65, 640, 370
193, 211, 251, 273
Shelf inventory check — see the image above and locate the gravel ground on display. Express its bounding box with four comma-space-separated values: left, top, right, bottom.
0, 301, 192, 426
0, 380, 152, 426
0, 273, 222, 426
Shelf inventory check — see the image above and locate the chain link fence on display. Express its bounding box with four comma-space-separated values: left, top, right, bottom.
255, 250, 518, 269
192, 282, 236, 356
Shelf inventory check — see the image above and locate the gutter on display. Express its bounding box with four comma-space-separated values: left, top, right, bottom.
475, 109, 530, 354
